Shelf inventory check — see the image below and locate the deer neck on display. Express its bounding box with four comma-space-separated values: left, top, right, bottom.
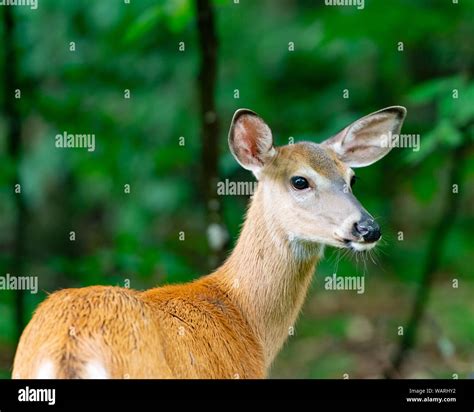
215, 185, 322, 368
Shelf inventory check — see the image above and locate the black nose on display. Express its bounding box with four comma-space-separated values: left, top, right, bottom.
353, 218, 381, 242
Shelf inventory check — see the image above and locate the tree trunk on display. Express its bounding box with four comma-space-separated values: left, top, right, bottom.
195, 0, 228, 268
2, 7, 26, 343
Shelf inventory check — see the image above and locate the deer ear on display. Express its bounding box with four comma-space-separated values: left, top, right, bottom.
228, 109, 276, 178
322, 106, 407, 168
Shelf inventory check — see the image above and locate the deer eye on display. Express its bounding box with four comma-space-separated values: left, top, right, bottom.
291, 176, 309, 190
350, 175, 357, 188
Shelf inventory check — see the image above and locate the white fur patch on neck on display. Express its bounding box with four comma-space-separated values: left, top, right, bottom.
35, 359, 55, 379
85, 360, 108, 379
288, 234, 324, 261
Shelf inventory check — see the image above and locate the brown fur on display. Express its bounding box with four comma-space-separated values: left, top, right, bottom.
13, 282, 265, 379
269, 143, 347, 181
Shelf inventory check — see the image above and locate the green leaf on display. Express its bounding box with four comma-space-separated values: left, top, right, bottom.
124, 6, 164, 44
165, 0, 194, 33
407, 76, 464, 105
405, 129, 438, 164
124, 0, 193, 44
405, 119, 463, 164
434, 119, 463, 147
444, 83, 474, 127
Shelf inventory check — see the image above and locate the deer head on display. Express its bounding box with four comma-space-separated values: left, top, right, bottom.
228, 106, 406, 253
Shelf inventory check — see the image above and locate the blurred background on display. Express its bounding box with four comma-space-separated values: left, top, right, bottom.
0, 0, 473, 379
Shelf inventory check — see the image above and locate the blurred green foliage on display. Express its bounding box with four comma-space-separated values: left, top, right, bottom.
0, 0, 473, 378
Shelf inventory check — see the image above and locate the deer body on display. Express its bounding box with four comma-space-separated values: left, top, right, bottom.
13, 106, 406, 379
13, 283, 264, 379
13, 184, 317, 378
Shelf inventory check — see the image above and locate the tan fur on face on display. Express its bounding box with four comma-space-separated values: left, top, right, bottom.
266, 142, 349, 183
258, 142, 364, 249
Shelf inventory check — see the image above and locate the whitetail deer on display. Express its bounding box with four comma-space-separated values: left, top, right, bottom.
13, 106, 406, 379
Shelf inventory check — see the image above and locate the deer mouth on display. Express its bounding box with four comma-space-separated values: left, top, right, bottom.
333, 234, 379, 251
343, 238, 379, 252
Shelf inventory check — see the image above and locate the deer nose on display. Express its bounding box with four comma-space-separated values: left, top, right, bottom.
353, 218, 381, 242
